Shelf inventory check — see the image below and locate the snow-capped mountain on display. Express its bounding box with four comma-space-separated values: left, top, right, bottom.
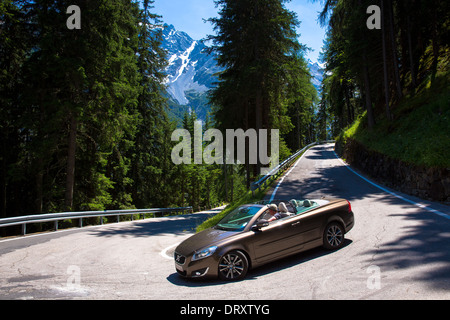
162, 24, 221, 114
161, 24, 324, 121
307, 59, 324, 92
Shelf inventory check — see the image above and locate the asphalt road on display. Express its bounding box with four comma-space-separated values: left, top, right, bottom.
1, 143, 449, 300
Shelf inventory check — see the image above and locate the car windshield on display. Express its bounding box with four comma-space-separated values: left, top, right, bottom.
216, 205, 261, 231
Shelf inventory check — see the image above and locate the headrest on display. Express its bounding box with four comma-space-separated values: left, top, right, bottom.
278, 202, 288, 213
303, 200, 312, 207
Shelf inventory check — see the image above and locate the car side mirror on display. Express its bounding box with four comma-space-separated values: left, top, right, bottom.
252, 219, 269, 231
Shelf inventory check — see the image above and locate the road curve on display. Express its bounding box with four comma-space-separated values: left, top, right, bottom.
0, 143, 449, 300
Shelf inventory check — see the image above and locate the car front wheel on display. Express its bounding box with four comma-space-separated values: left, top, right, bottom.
218, 250, 248, 281
323, 222, 345, 250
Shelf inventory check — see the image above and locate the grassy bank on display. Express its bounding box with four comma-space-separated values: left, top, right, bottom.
337, 71, 450, 169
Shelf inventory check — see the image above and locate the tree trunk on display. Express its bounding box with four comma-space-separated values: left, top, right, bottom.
255, 88, 263, 176
381, 0, 392, 121
362, 52, 375, 128
35, 159, 43, 214
244, 100, 251, 189
0, 152, 6, 219
344, 80, 353, 125
230, 172, 234, 202
387, 0, 402, 100
65, 115, 77, 211
223, 163, 228, 202
430, 9, 440, 83
406, 13, 417, 91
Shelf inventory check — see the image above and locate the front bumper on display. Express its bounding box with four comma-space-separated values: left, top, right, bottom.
174, 251, 219, 279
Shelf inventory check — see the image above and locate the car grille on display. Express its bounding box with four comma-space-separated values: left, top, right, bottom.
174, 252, 186, 265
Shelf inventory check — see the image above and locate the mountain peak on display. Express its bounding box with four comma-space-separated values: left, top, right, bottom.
161, 25, 324, 121
162, 24, 221, 107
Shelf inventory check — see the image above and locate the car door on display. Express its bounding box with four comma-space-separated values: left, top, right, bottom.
296, 208, 325, 250
251, 214, 304, 264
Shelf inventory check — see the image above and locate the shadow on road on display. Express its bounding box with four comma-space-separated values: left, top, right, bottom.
96, 145, 450, 293
281, 145, 450, 293
88, 212, 214, 238
246, 239, 353, 280
362, 210, 450, 292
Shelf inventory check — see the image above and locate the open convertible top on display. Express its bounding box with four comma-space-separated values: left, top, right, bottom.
254, 198, 331, 215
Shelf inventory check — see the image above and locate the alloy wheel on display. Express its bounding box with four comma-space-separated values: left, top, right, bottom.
323, 222, 345, 250
218, 251, 248, 281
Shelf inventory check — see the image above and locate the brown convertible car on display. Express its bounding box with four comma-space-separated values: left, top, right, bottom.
174, 198, 354, 281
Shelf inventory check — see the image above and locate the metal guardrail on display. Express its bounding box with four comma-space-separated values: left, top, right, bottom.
0, 207, 193, 236
1, 141, 335, 237
250, 140, 335, 194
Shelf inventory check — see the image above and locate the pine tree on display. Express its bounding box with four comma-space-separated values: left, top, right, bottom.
317, 0, 449, 135
7, 0, 143, 213
207, 0, 305, 185
127, 0, 176, 208
0, 0, 35, 217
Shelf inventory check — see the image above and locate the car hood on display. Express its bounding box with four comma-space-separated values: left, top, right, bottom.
176, 227, 239, 256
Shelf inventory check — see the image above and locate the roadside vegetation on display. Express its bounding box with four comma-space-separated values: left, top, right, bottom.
316, 0, 449, 169
0, 0, 318, 221
338, 69, 450, 168
1, 0, 447, 226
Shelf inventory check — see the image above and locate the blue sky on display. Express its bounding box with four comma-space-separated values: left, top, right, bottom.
152, 0, 327, 64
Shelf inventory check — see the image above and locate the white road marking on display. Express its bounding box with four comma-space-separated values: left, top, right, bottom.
333, 151, 449, 220
160, 242, 180, 260
269, 143, 448, 220
269, 148, 310, 202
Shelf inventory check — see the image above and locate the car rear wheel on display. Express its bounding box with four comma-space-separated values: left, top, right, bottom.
323, 222, 345, 250
218, 250, 248, 281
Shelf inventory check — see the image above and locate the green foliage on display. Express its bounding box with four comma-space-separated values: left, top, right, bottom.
338, 71, 450, 168
0, 0, 174, 218
207, 0, 319, 186
319, 0, 449, 168
0, 0, 322, 222
175, 111, 248, 212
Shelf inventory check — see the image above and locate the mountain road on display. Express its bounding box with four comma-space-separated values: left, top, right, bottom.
1, 143, 449, 300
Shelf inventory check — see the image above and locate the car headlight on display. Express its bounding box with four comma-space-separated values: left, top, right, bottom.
192, 246, 218, 261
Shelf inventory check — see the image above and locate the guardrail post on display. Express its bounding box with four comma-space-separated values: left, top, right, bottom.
22, 223, 26, 235
54, 220, 58, 231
